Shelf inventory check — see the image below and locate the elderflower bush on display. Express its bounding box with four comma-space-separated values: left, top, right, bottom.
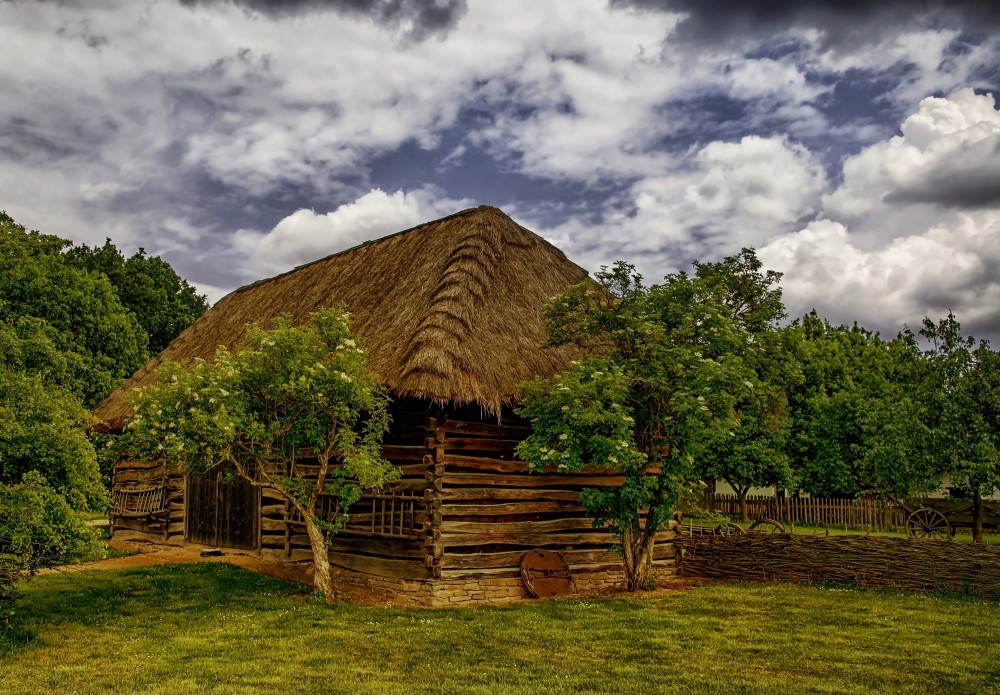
517, 361, 646, 476
125, 308, 396, 525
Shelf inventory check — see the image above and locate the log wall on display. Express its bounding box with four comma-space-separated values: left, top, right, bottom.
111, 400, 679, 605
111, 459, 185, 544
426, 406, 677, 593
259, 403, 432, 574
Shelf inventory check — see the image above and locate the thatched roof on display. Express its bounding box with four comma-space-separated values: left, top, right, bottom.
93, 206, 590, 429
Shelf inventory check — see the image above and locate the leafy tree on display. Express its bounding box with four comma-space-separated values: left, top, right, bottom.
784, 313, 936, 501
692, 249, 796, 521
1, 471, 101, 630
692, 247, 786, 334
697, 337, 795, 521
0, 317, 105, 512
918, 314, 1000, 543
66, 240, 208, 354
0, 212, 148, 407
0, 368, 105, 511
123, 308, 397, 601
517, 262, 752, 590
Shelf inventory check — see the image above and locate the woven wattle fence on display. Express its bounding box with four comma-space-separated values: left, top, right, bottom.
678, 534, 1000, 597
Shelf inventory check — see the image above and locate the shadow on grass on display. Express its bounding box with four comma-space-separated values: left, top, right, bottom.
1, 563, 311, 655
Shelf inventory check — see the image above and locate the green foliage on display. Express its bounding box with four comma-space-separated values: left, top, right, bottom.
66, 239, 208, 355
518, 261, 758, 587
0, 368, 105, 512
123, 308, 396, 567
692, 247, 786, 334
917, 314, 1000, 525
784, 313, 936, 499
0, 471, 101, 629
518, 361, 653, 536
692, 251, 797, 512
0, 211, 148, 407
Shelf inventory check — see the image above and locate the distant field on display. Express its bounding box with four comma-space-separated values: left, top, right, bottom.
2, 564, 999, 694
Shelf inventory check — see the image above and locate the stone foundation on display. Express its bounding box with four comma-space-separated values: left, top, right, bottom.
330, 561, 677, 607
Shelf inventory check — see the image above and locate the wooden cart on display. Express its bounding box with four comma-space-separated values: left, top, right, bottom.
898, 497, 1000, 539
677, 517, 785, 538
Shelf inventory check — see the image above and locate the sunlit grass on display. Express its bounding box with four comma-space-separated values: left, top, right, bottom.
2, 564, 999, 694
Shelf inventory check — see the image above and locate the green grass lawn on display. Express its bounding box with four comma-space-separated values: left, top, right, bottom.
2, 565, 999, 695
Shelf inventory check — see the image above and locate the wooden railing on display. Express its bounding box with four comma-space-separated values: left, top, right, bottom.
288, 490, 422, 540
707, 493, 906, 531
357, 492, 421, 539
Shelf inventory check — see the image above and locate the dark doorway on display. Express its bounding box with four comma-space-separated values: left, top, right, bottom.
186, 468, 259, 550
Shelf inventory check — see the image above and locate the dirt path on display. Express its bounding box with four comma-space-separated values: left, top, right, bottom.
42, 541, 314, 586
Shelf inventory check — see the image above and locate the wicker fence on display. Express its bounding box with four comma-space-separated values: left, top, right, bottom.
678, 533, 1000, 597
708, 493, 906, 531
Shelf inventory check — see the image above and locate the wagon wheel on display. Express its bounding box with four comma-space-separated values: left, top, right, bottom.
748, 518, 785, 534
906, 508, 952, 540
713, 522, 746, 536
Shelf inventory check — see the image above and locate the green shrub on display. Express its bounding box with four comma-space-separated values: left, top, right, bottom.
0, 471, 101, 629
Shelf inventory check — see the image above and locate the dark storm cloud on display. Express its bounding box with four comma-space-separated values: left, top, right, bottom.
611, 0, 1000, 46
178, 0, 467, 38
884, 155, 1000, 209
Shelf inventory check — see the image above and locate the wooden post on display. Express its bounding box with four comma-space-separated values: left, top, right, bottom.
423, 418, 444, 580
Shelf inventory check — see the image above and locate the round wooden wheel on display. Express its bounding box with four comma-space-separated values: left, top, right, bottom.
906, 508, 952, 539
748, 518, 785, 534
713, 522, 746, 536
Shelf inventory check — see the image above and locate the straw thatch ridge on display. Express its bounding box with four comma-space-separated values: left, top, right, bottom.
93, 205, 590, 429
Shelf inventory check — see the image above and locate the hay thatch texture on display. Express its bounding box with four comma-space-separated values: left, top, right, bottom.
93, 206, 589, 428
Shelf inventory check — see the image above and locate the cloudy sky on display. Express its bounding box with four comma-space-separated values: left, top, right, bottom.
2, 0, 1000, 341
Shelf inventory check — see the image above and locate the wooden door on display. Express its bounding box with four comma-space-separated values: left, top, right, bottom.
185, 469, 259, 550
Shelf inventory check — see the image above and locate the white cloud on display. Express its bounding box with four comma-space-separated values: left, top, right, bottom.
760, 89, 1000, 335
236, 187, 472, 279
535, 134, 827, 278
825, 88, 1000, 240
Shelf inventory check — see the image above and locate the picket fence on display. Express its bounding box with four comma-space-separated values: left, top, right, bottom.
708, 493, 907, 531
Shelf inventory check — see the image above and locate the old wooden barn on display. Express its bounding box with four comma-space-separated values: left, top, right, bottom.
94, 206, 677, 605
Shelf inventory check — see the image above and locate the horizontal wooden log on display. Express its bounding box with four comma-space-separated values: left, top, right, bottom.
438, 420, 532, 438
442, 547, 646, 570
442, 531, 613, 550
328, 552, 429, 579
262, 518, 290, 532
442, 454, 631, 476
114, 459, 169, 472
438, 567, 521, 580
441, 501, 585, 516
115, 472, 173, 486
439, 488, 581, 502
328, 536, 425, 558
441, 518, 600, 534
435, 437, 519, 452
380, 445, 430, 461
442, 472, 627, 488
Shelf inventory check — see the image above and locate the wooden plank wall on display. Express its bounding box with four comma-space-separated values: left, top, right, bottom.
428, 406, 677, 584
258, 404, 434, 578
111, 399, 678, 591
111, 459, 185, 543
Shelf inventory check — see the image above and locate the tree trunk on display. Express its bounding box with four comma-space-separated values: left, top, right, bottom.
621, 520, 656, 591
303, 513, 337, 602
738, 488, 750, 524
972, 490, 984, 545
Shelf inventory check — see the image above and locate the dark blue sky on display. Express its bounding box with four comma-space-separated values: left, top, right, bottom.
1, 0, 999, 340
